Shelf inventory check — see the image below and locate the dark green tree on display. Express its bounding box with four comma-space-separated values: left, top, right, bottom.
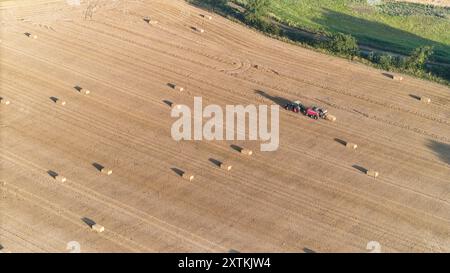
244, 0, 270, 23
324, 33, 359, 57
193, 0, 227, 11
405, 46, 434, 70
326, 32, 358, 56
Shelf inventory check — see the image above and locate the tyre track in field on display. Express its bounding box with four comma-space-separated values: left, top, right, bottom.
1, 79, 230, 251
0, 212, 65, 252
4, 1, 450, 251
63, 19, 450, 142
4, 50, 449, 209
244, 72, 450, 128
244, 74, 450, 143
2, 151, 219, 252
4, 48, 450, 227
2, 67, 442, 251
0, 159, 148, 252
1, 77, 408, 251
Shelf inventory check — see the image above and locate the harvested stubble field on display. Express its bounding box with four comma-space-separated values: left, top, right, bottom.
0, 0, 450, 253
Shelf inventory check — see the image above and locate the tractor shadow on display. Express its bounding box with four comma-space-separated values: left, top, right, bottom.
255, 90, 290, 107
426, 140, 450, 165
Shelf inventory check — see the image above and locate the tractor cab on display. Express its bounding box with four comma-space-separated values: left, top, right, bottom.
312, 106, 328, 118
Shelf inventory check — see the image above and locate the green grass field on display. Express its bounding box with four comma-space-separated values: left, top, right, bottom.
234, 0, 450, 64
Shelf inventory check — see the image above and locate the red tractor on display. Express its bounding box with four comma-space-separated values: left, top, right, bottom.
285, 100, 328, 121
305, 107, 319, 119
312, 106, 328, 118
305, 106, 328, 120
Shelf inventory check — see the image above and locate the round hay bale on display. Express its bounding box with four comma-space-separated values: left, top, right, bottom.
82, 89, 90, 95
366, 170, 379, 178
194, 27, 205, 33
55, 175, 66, 183
101, 168, 112, 175
240, 148, 253, 156
182, 173, 194, 181
92, 224, 104, 233
325, 114, 336, 122
346, 142, 358, 150
219, 163, 232, 171
420, 97, 431, 104
33, 35, 38, 39
0, 98, 10, 105
393, 75, 403, 81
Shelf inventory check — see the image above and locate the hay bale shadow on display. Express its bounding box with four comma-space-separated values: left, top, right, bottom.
47, 170, 58, 179
352, 165, 368, 174
382, 72, 394, 79
334, 138, 347, 146
167, 83, 176, 89
74, 85, 83, 92
49, 96, 58, 103
143, 17, 151, 23
163, 100, 173, 107
81, 217, 96, 228
24, 32, 31, 37
170, 167, 184, 177
230, 144, 242, 153
228, 249, 240, 253
92, 162, 104, 172
208, 158, 222, 167
303, 247, 316, 253
409, 94, 421, 101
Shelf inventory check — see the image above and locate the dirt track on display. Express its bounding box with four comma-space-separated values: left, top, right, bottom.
396, 0, 450, 7
1, 0, 449, 253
